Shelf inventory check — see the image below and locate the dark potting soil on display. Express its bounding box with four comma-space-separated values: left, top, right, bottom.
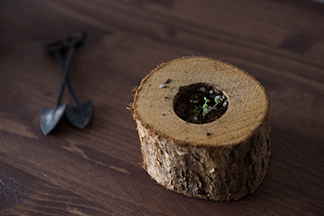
174, 83, 228, 124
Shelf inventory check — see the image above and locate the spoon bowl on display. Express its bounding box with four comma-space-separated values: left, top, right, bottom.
65, 100, 93, 128
40, 103, 67, 135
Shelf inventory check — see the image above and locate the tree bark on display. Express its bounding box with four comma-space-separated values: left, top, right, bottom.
131, 56, 271, 201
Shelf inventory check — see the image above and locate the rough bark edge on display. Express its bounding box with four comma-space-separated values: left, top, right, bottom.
129, 56, 271, 200
135, 112, 271, 201
130, 56, 271, 148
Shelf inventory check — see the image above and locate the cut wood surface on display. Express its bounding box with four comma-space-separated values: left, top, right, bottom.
133, 57, 270, 147
133, 56, 271, 201
1, 0, 324, 215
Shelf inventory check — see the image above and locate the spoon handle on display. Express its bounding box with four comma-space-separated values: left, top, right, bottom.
54, 46, 75, 108
54, 51, 79, 106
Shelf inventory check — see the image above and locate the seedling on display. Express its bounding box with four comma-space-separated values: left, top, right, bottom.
214, 97, 221, 109
192, 105, 202, 117
202, 97, 210, 117
192, 96, 222, 118
174, 83, 228, 124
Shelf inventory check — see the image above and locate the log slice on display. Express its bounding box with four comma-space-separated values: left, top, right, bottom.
131, 56, 271, 201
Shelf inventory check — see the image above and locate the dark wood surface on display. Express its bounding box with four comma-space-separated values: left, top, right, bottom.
1, 0, 324, 215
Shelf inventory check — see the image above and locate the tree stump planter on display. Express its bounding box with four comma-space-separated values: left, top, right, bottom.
131, 56, 271, 201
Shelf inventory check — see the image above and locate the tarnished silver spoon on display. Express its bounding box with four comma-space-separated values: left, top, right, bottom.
40, 32, 91, 134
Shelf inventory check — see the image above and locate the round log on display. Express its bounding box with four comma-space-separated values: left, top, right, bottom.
131, 56, 271, 201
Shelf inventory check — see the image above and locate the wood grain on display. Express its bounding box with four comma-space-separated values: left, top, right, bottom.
0, 0, 323, 215
132, 56, 271, 201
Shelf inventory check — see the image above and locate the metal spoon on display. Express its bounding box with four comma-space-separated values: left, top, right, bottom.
40, 39, 72, 135
58, 33, 93, 128
42, 32, 92, 131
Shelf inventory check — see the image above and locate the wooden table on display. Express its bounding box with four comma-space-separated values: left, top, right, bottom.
1, 0, 323, 215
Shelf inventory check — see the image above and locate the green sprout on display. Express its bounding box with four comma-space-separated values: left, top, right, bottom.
192, 105, 202, 117
202, 97, 210, 117
192, 96, 221, 118
203, 97, 221, 117
213, 97, 220, 110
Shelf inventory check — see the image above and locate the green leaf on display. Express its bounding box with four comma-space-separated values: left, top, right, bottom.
204, 97, 210, 103
202, 108, 209, 117
192, 105, 202, 116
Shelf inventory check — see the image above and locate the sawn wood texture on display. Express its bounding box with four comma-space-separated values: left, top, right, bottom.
132, 57, 271, 201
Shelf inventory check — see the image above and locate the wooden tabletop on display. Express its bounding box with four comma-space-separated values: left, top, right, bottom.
1, 0, 323, 215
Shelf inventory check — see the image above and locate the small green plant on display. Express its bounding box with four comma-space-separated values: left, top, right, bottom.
192, 96, 221, 118
192, 105, 202, 117
202, 97, 210, 117
214, 97, 221, 108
